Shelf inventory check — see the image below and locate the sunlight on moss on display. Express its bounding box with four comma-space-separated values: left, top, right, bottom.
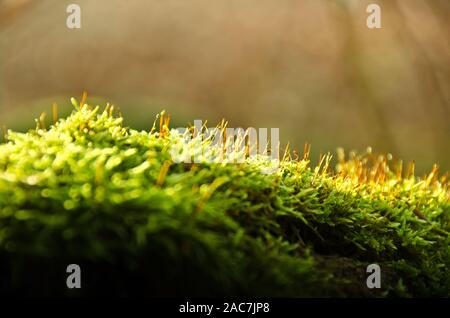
0, 98, 448, 297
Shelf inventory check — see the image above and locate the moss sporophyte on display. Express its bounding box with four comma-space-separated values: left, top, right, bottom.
0, 98, 448, 297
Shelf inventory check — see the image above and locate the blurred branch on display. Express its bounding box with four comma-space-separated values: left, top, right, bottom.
392, 0, 450, 157
335, 1, 396, 153
0, 0, 35, 27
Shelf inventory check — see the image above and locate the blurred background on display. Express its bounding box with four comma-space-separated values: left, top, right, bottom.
0, 0, 449, 173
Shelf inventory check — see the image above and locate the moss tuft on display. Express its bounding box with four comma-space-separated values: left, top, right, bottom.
0, 100, 448, 297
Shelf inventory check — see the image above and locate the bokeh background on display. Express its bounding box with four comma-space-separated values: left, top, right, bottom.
0, 0, 449, 173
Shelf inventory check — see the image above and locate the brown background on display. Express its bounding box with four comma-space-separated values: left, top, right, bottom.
0, 0, 449, 173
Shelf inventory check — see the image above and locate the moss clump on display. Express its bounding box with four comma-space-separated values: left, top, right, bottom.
0, 100, 448, 297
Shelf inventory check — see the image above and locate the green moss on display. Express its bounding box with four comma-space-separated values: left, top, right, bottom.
0, 100, 448, 297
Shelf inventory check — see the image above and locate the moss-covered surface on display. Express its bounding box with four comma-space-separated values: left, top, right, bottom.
0, 100, 448, 297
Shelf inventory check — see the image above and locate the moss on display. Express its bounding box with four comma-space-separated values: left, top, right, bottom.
0, 99, 448, 297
